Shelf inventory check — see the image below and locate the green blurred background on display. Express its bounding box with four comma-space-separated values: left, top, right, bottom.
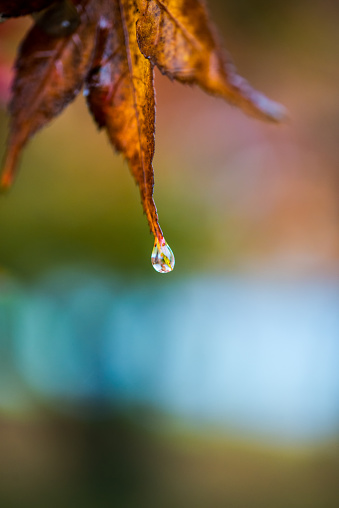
1, 1, 339, 507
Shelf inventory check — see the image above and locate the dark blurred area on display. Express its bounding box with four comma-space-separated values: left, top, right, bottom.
1, 0, 339, 506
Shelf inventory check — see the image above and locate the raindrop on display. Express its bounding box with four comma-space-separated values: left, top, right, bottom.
151, 239, 175, 273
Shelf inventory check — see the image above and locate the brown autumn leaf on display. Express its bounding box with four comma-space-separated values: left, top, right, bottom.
0, 0, 286, 273
0, 1, 55, 19
1, 0, 99, 187
136, 0, 284, 121
84, 0, 161, 250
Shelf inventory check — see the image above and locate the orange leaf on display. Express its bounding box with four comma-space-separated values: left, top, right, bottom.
1, 0, 98, 189
85, 0, 163, 244
136, 0, 285, 122
0, 0, 286, 272
0, 1, 55, 18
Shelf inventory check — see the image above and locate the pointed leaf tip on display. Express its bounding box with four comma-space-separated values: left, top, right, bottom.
0, 144, 19, 192
261, 99, 288, 123
240, 86, 288, 123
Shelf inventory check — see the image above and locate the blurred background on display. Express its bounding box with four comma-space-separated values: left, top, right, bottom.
1, 0, 339, 506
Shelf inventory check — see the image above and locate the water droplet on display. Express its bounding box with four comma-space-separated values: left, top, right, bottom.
151, 239, 175, 273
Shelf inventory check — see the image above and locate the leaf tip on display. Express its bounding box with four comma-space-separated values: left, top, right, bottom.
255, 94, 288, 123
0, 146, 19, 193
0, 172, 13, 194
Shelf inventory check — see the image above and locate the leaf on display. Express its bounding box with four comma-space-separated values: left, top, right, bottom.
0, 0, 55, 18
1, 0, 99, 189
0, 0, 286, 272
136, 0, 285, 122
85, 0, 161, 243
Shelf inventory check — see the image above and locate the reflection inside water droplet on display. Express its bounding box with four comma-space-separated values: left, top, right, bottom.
151, 239, 175, 273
